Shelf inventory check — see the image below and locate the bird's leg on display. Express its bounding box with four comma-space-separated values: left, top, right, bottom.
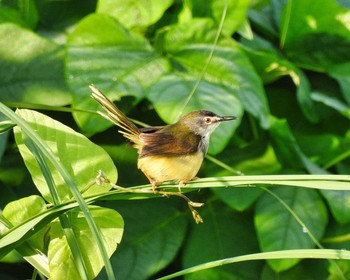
178, 177, 199, 192
145, 175, 160, 192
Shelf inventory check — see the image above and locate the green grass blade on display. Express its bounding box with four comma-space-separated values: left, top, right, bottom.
23, 135, 89, 279
169, 175, 350, 190
157, 249, 350, 280
0, 201, 81, 258
0, 216, 50, 277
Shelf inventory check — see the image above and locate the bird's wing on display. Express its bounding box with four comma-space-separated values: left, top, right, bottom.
139, 130, 200, 158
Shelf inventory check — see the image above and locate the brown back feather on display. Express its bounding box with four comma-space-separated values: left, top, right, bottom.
139, 127, 201, 158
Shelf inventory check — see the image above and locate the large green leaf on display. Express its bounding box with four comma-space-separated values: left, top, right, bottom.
321, 190, 350, 225
108, 199, 187, 280
66, 14, 169, 133
97, 0, 173, 29
48, 206, 123, 280
188, 0, 250, 36
255, 187, 328, 272
280, 0, 350, 71
14, 109, 117, 203
241, 36, 318, 122
182, 200, 261, 279
149, 73, 242, 154
154, 19, 269, 129
2, 195, 48, 252
0, 24, 70, 105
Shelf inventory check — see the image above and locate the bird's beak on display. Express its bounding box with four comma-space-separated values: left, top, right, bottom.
218, 116, 236, 122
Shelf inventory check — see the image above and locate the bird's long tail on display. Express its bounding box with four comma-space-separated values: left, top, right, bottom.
90, 85, 140, 144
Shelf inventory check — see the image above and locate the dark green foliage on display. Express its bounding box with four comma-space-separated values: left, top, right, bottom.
0, 0, 350, 279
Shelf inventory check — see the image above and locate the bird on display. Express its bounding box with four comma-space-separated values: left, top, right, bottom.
90, 85, 236, 191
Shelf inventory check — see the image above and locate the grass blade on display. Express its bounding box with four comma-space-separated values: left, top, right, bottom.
157, 249, 350, 280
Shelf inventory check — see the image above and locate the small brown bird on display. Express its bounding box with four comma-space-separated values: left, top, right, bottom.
90, 85, 236, 191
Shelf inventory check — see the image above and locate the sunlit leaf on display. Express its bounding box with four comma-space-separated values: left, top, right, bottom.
97, 0, 173, 29
14, 109, 117, 203
149, 73, 242, 154
0, 24, 70, 105
48, 206, 123, 280
2, 195, 47, 251
188, 0, 250, 35
154, 19, 269, 129
66, 14, 169, 133
280, 0, 350, 71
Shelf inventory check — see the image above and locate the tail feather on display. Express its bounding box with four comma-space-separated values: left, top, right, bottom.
90, 85, 141, 144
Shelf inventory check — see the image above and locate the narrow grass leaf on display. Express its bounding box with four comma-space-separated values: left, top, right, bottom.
158, 249, 350, 280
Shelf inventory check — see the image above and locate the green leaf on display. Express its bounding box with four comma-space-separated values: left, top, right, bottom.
108, 199, 187, 280
311, 91, 350, 119
0, 199, 79, 259
321, 190, 350, 224
3, 0, 39, 29
0, 6, 29, 27
241, 36, 318, 122
2, 195, 48, 251
17, 0, 39, 29
213, 188, 263, 212
280, 0, 350, 71
182, 200, 261, 279
149, 73, 242, 154
261, 261, 328, 280
255, 187, 328, 272
206, 141, 282, 177
269, 117, 325, 173
14, 109, 117, 203
35, 0, 95, 29
329, 62, 350, 105
1, 102, 117, 279
240, 36, 298, 84
66, 13, 169, 133
188, 0, 250, 36
1, 195, 50, 276
97, 0, 173, 29
155, 19, 270, 129
0, 23, 70, 106
48, 206, 124, 280
296, 133, 350, 169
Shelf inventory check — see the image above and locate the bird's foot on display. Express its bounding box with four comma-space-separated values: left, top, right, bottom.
150, 179, 161, 193
178, 177, 199, 192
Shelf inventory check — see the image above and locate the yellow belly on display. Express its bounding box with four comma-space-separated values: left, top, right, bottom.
137, 152, 204, 183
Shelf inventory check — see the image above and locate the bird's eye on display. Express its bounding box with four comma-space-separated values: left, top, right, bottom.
204, 117, 212, 124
